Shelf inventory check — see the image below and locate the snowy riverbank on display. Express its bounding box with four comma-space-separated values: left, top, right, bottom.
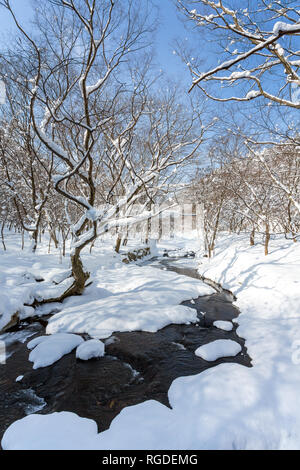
0, 232, 213, 337
2, 232, 300, 449
83, 234, 300, 450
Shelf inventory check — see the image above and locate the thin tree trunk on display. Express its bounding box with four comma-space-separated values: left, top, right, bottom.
208, 202, 223, 258
115, 236, 122, 253
264, 222, 270, 256
250, 227, 255, 246
31, 229, 38, 253
287, 200, 297, 242
1, 220, 6, 251
51, 231, 59, 249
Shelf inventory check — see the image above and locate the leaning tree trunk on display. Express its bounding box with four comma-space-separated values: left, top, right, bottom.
70, 248, 90, 295
36, 221, 95, 306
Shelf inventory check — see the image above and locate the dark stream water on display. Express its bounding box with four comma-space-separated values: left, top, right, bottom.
0, 253, 251, 445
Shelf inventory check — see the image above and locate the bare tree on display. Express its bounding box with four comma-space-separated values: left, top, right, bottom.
0, 88, 55, 252
0, 0, 211, 302
177, 0, 300, 108
0, 0, 156, 298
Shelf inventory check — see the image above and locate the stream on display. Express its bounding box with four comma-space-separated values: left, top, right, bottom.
0, 252, 251, 445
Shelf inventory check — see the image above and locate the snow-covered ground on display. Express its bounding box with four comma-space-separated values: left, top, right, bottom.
0, 231, 212, 337
2, 231, 300, 450
46, 264, 213, 339
0, 232, 76, 331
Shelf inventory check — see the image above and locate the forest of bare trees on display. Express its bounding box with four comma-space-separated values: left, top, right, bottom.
0, 0, 299, 287
0, 0, 300, 452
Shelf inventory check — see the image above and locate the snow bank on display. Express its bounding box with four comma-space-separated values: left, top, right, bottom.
0, 231, 213, 337
93, 361, 300, 450
195, 339, 241, 361
5, 357, 298, 450
8, 234, 297, 450
1, 412, 98, 450
0, 233, 73, 331
213, 320, 233, 331
199, 234, 300, 323
67, 235, 300, 450
28, 333, 84, 369
76, 339, 105, 360
46, 265, 213, 339
4, 232, 300, 449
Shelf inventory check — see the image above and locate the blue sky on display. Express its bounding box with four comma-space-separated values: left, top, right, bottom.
152, 0, 191, 80
0, 0, 33, 34
0, 0, 190, 82
1, 0, 296, 139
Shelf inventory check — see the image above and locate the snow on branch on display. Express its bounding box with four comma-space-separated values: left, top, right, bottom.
178, 0, 300, 108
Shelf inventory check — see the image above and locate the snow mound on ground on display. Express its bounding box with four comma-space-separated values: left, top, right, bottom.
1, 412, 98, 450
213, 320, 233, 331
27, 333, 84, 369
195, 339, 242, 361
76, 339, 105, 360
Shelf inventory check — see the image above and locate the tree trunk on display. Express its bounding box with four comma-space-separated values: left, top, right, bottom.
31, 229, 38, 253
264, 223, 270, 256
70, 249, 90, 295
51, 231, 59, 249
250, 227, 255, 246
115, 236, 122, 253
1, 220, 6, 251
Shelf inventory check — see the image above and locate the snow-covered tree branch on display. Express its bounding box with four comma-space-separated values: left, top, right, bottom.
177, 0, 300, 108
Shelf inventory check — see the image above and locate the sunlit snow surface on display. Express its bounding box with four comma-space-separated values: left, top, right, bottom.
213, 320, 233, 331
2, 232, 300, 449
27, 333, 84, 369
46, 265, 213, 339
2, 412, 97, 450
76, 339, 105, 360
195, 339, 241, 361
